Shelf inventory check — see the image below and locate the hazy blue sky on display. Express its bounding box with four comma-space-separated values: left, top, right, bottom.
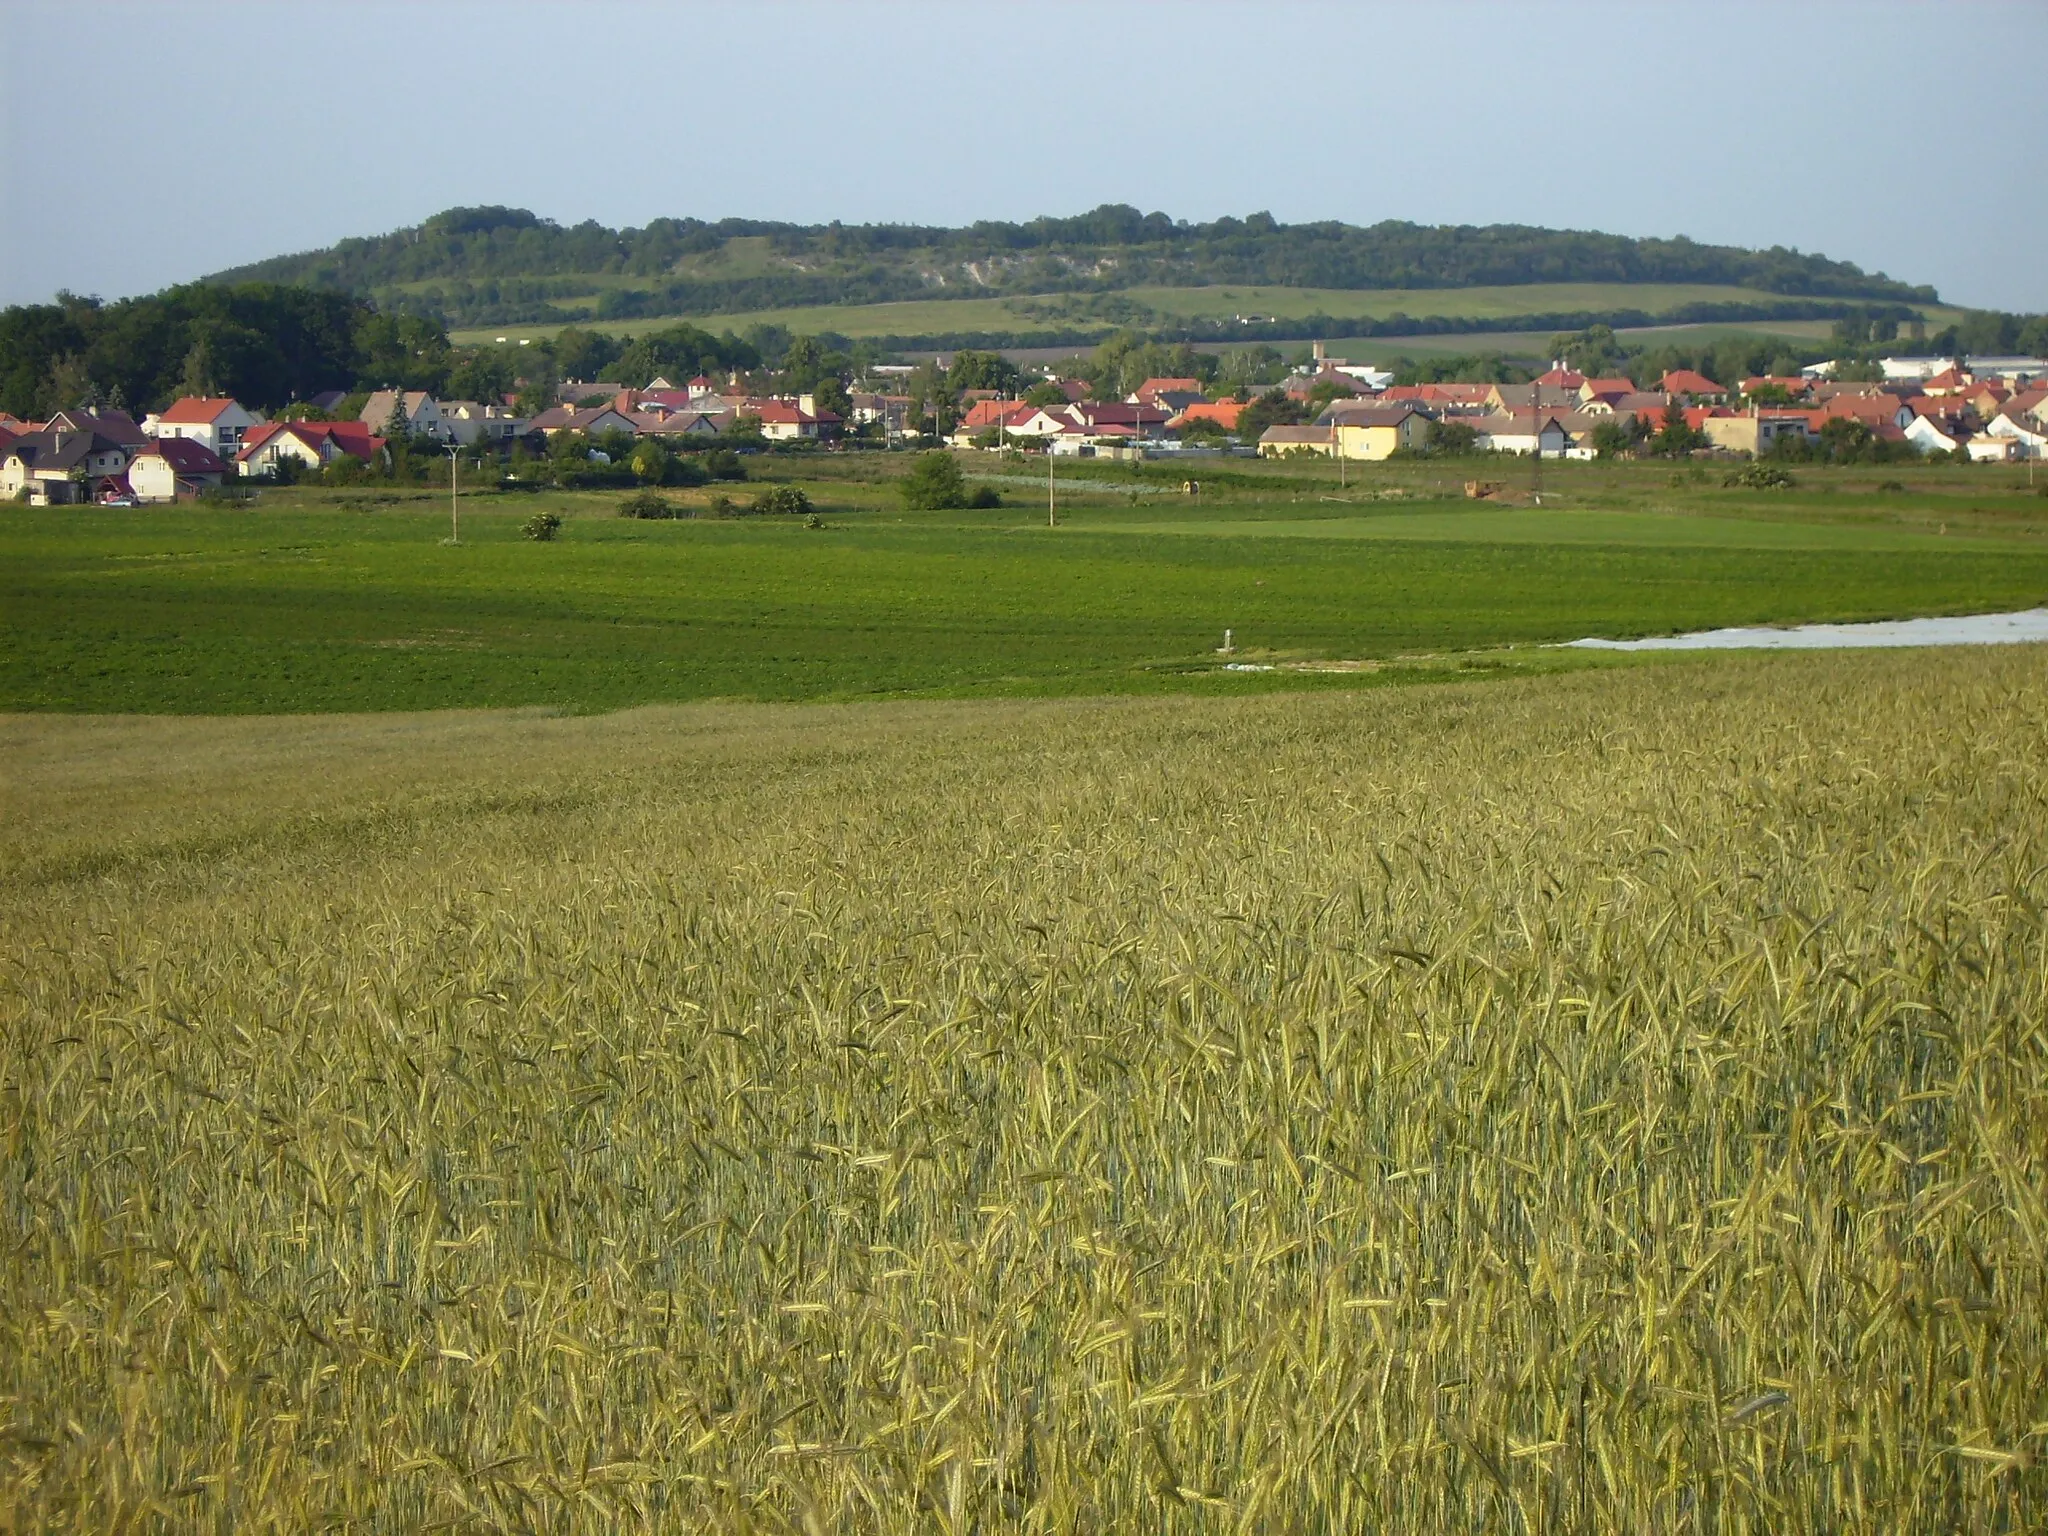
5, 1, 2044, 312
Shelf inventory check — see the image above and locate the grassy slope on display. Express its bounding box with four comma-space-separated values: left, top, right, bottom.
4, 459, 2046, 714
4, 652, 2044, 1529
447, 282, 1962, 345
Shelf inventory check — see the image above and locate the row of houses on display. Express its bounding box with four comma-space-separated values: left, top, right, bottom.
1255, 356, 2048, 462
0, 401, 392, 504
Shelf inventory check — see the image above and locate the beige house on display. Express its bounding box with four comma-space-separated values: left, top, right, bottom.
359, 390, 445, 439
127, 437, 226, 500
1258, 425, 1335, 457
1327, 403, 1429, 460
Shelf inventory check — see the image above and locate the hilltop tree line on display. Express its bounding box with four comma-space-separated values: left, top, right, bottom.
0, 284, 456, 419
207, 204, 1938, 329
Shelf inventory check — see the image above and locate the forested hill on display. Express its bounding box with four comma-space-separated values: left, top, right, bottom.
208, 205, 1937, 328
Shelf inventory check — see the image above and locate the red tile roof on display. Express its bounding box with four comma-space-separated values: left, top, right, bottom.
1658, 369, 1724, 397
237, 421, 384, 462
157, 396, 242, 424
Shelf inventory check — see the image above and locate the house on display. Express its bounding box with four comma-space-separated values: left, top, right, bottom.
437, 400, 527, 446
1903, 412, 1972, 456
127, 436, 226, 500
304, 390, 348, 413
1578, 376, 1639, 406
1167, 400, 1249, 433
1657, 369, 1726, 402
1257, 424, 1335, 457
1879, 356, 1955, 382
1065, 402, 1169, 436
847, 392, 912, 436
525, 404, 639, 440
959, 399, 1030, 433
1738, 376, 1811, 400
1468, 410, 1581, 458
46, 408, 147, 449
236, 421, 386, 476
151, 396, 260, 459
1487, 383, 1586, 414
634, 409, 727, 437
1984, 408, 2048, 457
1703, 409, 1820, 456
999, 407, 1076, 440
359, 390, 445, 440
750, 400, 839, 441
0, 428, 138, 503
1324, 402, 1429, 460
1963, 356, 2048, 385
1534, 364, 1587, 390
1382, 382, 1495, 412
1820, 393, 1915, 431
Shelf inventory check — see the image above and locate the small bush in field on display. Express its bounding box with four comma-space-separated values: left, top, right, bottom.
522, 511, 562, 541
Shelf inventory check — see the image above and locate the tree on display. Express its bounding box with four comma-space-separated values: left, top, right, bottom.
1650, 400, 1705, 456
810, 376, 852, 421
1022, 381, 1069, 409
1236, 388, 1303, 441
1426, 419, 1480, 455
945, 349, 1020, 396
899, 451, 970, 510
1306, 378, 1356, 410
178, 338, 217, 399
1589, 419, 1636, 459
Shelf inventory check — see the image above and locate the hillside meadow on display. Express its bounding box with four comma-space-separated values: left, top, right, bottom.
4, 455, 2047, 715
3, 648, 2046, 1531
444, 281, 1959, 345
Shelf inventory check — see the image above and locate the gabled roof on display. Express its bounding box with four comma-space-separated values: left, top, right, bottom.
1580, 376, 1638, 397
237, 420, 385, 461
1324, 402, 1424, 427
46, 408, 147, 445
1658, 369, 1724, 396
157, 396, 243, 425
1169, 400, 1247, 429
4, 428, 130, 470
136, 436, 226, 474
1258, 424, 1334, 444
1534, 366, 1586, 388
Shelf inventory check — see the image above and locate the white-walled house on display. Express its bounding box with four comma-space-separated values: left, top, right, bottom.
438, 400, 526, 445
150, 396, 259, 459
128, 437, 226, 500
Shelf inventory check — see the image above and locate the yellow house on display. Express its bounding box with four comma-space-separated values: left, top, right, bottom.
1329, 403, 1430, 460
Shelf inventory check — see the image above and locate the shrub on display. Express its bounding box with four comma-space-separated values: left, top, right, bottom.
1724, 462, 1796, 490
618, 489, 678, 519
968, 485, 1001, 509
707, 493, 738, 518
697, 447, 747, 482
899, 451, 969, 509
749, 485, 813, 517
522, 511, 562, 541
1877, 478, 1906, 492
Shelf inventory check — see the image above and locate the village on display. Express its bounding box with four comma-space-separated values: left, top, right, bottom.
2, 342, 2045, 506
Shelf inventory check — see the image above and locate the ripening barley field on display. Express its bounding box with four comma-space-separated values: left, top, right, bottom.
3, 650, 2046, 1532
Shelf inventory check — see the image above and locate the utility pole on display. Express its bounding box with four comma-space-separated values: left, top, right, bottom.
444, 443, 460, 542
1532, 390, 1543, 505
1048, 448, 1056, 527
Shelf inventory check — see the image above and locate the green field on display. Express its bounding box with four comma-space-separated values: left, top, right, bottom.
5, 456, 2046, 715
448, 283, 1959, 346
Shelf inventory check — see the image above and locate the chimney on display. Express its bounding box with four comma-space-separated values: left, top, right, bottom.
1312, 341, 1326, 363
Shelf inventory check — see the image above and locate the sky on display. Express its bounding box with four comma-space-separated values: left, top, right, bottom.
4, 0, 2045, 313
